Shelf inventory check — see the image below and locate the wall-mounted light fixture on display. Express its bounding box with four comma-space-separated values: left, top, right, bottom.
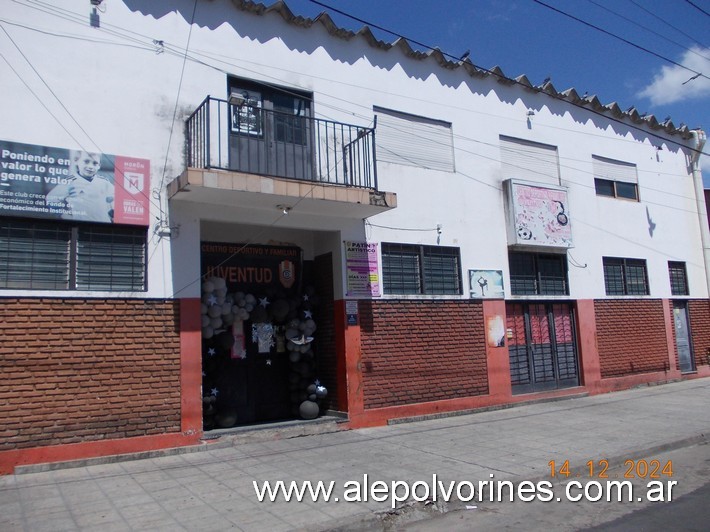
229, 91, 247, 106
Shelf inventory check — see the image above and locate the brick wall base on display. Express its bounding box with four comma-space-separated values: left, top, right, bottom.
0, 298, 198, 474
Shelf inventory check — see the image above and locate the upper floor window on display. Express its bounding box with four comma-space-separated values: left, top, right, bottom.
668, 261, 689, 296
382, 243, 461, 295
603, 257, 648, 295
500, 136, 560, 186
374, 107, 455, 172
509, 251, 569, 295
593, 155, 639, 201
0, 217, 147, 291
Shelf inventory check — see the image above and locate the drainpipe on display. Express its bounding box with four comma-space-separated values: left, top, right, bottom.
689, 129, 710, 296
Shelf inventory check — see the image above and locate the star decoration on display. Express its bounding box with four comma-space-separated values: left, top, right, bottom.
202, 371, 206, 377
266, 359, 272, 365
259, 297, 270, 308
303, 310, 313, 319
207, 294, 218, 306
314, 379, 321, 386
210, 387, 219, 396
303, 294, 309, 301
239, 350, 247, 360
207, 347, 216, 357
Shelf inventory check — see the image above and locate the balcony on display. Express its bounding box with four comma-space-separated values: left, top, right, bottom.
170, 96, 396, 225
186, 96, 378, 189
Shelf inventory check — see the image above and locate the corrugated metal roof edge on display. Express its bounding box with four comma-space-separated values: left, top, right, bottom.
230, 0, 692, 139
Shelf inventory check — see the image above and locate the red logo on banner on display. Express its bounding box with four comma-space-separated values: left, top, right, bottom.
279, 260, 296, 288
113, 156, 150, 226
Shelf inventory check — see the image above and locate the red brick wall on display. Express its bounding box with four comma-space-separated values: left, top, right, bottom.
0, 298, 182, 451
594, 299, 669, 378
359, 300, 488, 409
689, 299, 710, 368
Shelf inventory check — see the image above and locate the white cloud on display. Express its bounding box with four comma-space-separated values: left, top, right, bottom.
638, 47, 710, 105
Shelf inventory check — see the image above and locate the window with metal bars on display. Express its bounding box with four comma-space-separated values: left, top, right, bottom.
668, 261, 689, 296
603, 257, 649, 295
382, 243, 461, 295
508, 251, 569, 296
0, 217, 146, 291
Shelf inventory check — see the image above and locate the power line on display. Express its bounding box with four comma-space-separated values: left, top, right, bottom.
585, 0, 710, 62
684, 0, 710, 18
627, 0, 708, 49
304, 0, 706, 158
156, 0, 199, 218
0, 24, 163, 216
530, 0, 709, 81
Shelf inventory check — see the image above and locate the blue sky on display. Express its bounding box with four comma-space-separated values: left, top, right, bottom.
285, 0, 710, 180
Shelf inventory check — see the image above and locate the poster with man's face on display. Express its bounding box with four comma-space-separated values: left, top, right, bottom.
0, 139, 150, 226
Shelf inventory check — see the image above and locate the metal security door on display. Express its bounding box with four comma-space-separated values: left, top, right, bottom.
506, 302, 580, 394
229, 86, 313, 180
673, 301, 695, 373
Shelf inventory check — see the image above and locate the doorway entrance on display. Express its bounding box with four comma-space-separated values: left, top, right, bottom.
506, 302, 580, 394
673, 301, 695, 373
228, 80, 313, 181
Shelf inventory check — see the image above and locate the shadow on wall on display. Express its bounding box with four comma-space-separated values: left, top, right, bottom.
124, 0, 684, 157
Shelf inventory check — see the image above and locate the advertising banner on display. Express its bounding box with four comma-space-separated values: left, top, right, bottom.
0, 140, 150, 226
344, 241, 380, 297
506, 180, 572, 248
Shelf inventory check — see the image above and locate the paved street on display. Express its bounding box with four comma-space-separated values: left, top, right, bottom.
1, 379, 709, 531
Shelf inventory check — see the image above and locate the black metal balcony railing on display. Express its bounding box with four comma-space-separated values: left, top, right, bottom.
186, 96, 377, 189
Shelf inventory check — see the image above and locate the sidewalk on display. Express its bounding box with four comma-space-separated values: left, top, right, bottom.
1, 379, 709, 531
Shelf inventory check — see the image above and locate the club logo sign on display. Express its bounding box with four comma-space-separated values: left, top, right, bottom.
123, 171, 144, 194
279, 260, 295, 288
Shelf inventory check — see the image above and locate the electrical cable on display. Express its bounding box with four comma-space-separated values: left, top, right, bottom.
683, 0, 710, 18
627, 0, 708, 48
156, 0, 199, 215
0, 24, 163, 216
530, 0, 709, 81
585, 0, 710, 62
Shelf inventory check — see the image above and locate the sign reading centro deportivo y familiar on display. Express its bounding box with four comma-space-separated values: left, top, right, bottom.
0, 140, 150, 226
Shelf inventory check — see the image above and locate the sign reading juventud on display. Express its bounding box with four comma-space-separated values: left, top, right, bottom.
0, 140, 150, 226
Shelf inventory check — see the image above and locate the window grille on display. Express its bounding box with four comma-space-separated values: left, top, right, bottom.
603, 257, 649, 295
382, 243, 461, 295
0, 217, 147, 291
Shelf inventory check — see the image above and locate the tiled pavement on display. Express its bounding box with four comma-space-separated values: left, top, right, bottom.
1, 379, 709, 531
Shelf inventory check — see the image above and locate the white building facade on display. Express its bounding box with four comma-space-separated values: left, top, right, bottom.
0, 0, 708, 472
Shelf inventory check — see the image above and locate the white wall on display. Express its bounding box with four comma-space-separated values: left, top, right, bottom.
1, 0, 705, 300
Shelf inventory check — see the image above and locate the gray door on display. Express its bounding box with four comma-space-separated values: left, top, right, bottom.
229, 88, 313, 180
673, 301, 695, 373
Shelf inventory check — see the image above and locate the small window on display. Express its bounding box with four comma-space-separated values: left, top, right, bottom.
382, 243, 461, 295
668, 261, 689, 296
593, 156, 639, 201
509, 251, 569, 295
603, 257, 649, 295
0, 217, 147, 291
374, 107, 455, 172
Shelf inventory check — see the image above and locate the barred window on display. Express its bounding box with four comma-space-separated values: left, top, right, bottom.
382, 243, 461, 295
509, 251, 569, 296
668, 261, 689, 296
603, 257, 649, 295
0, 217, 146, 291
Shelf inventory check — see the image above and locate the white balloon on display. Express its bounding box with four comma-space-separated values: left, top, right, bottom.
210, 317, 223, 329
202, 281, 215, 293
202, 326, 214, 339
